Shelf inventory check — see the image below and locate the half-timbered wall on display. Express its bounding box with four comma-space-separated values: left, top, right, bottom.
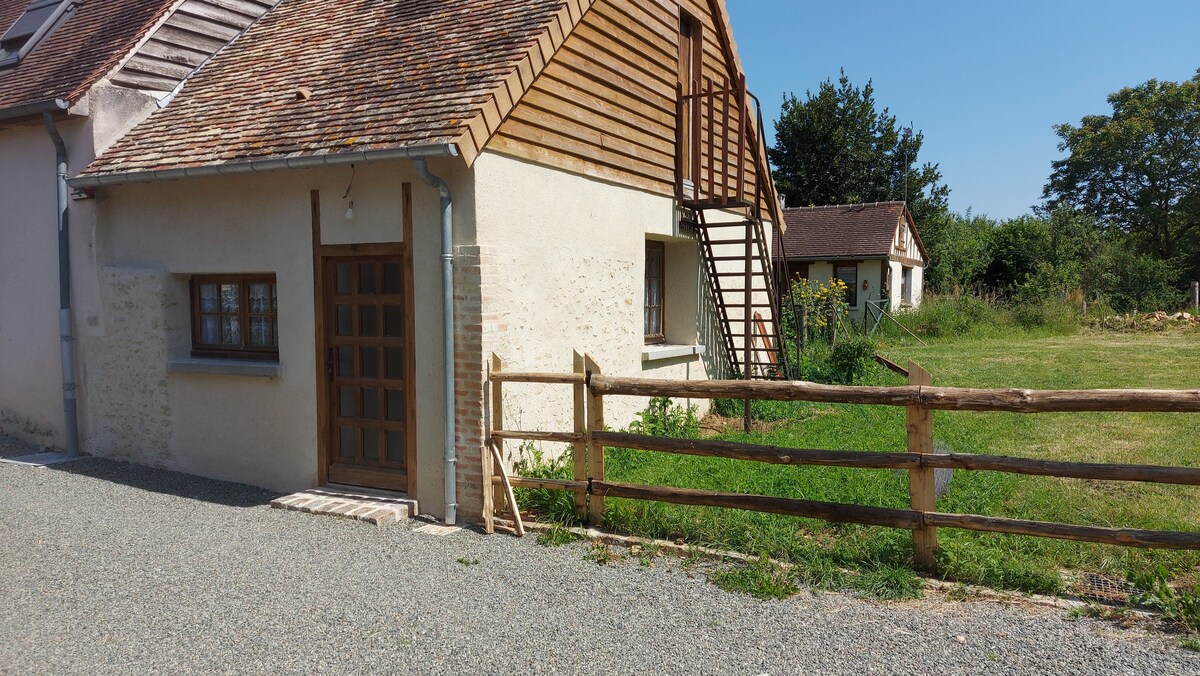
487, 0, 765, 214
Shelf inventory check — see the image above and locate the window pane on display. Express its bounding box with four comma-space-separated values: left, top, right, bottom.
386, 430, 405, 463
199, 284, 219, 313
337, 346, 354, 376
271, 283, 278, 312
362, 388, 379, 419
336, 305, 353, 336
383, 305, 403, 337
359, 305, 378, 336
385, 347, 404, 380
363, 430, 380, 460
645, 278, 662, 307
339, 427, 357, 459
200, 315, 219, 344
360, 347, 378, 378
358, 264, 377, 295
220, 284, 239, 312
335, 264, 352, 295
386, 389, 405, 421
339, 387, 355, 418
382, 263, 402, 295
248, 317, 270, 347
222, 316, 241, 345
647, 308, 662, 336
248, 283, 270, 313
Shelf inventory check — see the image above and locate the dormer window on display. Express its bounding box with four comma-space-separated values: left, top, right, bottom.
0, 0, 73, 67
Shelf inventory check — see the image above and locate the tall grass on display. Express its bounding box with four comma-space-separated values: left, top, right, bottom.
879, 293, 1082, 340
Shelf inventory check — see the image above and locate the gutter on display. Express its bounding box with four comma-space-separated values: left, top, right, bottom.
413, 158, 457, 527
68, 144, 459, 188
42, 112, 80, 456
0, 98, 68, 121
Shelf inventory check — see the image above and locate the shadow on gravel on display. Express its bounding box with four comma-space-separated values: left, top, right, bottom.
47, 457, 277, 508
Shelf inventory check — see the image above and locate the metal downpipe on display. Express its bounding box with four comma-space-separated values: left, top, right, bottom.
43, 112, 79, 456
414, 158, 457, 525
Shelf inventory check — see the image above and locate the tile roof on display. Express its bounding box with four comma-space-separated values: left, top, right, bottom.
775, 201, 918, 261
82, 0, 578, 177
0, 0, 175, 113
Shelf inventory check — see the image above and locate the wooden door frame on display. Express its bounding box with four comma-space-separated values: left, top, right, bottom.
311, 185, 418, 495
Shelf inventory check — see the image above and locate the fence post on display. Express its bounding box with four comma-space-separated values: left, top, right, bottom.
907, 360, 936, 571
584, 354, 605, 526
572, 350, 588, 522
486, 353, 503, 534
1192, 281, 1199, 313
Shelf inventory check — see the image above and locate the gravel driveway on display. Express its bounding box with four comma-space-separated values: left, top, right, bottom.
2, 455, 1196, 675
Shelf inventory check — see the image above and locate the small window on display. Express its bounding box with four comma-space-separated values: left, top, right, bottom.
1, 0, 69, 63
644, 241, 665, 344
835, 264, 858, 307
191, 275, 279, 360
902, 266, 914, 304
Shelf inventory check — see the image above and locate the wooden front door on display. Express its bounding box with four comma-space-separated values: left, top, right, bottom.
321, 253, 416, 492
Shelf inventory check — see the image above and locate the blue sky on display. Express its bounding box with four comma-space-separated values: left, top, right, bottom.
727, 1, 1200, 220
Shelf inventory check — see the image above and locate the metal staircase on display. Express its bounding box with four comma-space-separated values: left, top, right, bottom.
677, 76, 794, 379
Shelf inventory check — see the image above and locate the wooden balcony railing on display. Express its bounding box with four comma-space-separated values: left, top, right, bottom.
676, 74, 755, 209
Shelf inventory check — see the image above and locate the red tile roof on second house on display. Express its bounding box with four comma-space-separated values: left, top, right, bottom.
0, 0, 175, 112
775, 201, 922, 261
81, 0, 578, 177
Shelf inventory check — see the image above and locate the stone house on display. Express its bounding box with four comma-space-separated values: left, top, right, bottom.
0, 0, 786, 524
775, 202, 926, 320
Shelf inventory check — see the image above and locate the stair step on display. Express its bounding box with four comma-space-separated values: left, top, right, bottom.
697, 220, 756, 228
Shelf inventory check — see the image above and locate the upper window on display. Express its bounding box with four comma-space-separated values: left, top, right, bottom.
835, 263, 858, 308
0, 0, 71, 65
191, 275, 279, 360
644, 241, 665, 344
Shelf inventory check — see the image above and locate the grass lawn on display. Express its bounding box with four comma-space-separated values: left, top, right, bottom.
527, 330, 1200, 596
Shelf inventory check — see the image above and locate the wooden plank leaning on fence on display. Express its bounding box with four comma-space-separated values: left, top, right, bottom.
486, 354, 504, 534
585, 354, 606, 526
573, 351, 588, 521
907, 362, 936, 571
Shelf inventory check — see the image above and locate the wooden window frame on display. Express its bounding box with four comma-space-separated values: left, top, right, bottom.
835, 263, 859, 308
645, 240, 666, 345
190, 274, 279, 361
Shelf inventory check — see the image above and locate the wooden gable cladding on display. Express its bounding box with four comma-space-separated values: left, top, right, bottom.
482, 0, 777, 222
109, 0, 279, 95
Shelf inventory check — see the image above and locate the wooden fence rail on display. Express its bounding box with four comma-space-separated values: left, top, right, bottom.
486, 353, 1200, 571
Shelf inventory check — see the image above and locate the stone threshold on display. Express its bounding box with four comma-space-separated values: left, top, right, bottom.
270, 484, 417, 525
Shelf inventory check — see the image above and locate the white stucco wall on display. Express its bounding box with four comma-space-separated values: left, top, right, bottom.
0, 119, 63, 446
0, 84, 158, 448
81, 158, 468, 511
472, 152, 728, 460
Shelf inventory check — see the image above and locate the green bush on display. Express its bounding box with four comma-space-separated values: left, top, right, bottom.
628, 397, 699, 438
829, 334, 875, 384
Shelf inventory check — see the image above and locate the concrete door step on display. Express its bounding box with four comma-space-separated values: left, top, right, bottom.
270, 485, 417, 526
0, 452, 85, 467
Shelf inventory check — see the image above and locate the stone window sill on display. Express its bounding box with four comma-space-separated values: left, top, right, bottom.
642, 344, 704, 362
166, 357, 281, 378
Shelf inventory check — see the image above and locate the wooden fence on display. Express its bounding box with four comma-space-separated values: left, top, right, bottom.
487, 353, 1200, 570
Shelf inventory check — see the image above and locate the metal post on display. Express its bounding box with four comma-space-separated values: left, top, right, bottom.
743, 219, 753, 432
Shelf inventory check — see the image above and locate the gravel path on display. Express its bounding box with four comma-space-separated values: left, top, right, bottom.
2, 456, 1197, 675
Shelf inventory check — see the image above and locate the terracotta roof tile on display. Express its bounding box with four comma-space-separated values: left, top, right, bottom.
0, 0, 175, 112
83, 0, 571, 176
775, 202, 910, 260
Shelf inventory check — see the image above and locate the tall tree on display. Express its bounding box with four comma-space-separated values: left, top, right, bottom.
1044, 70, 1200, 272
768, 71, 949, 225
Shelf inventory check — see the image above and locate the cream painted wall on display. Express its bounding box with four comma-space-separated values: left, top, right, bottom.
83, 158, 468, 513
0, 84, 161, 448
472, 152, 724, 459
0, 120, 63, 446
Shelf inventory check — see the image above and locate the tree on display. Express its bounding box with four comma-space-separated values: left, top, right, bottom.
919, 210, 994, 292
769, 70, 950, 226
1044, 70, 1200, 278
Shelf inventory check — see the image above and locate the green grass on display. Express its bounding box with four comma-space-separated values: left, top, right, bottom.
598, 332, 1200, 596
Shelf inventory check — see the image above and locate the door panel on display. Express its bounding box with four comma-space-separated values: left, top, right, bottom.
323, 254, 413, 492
